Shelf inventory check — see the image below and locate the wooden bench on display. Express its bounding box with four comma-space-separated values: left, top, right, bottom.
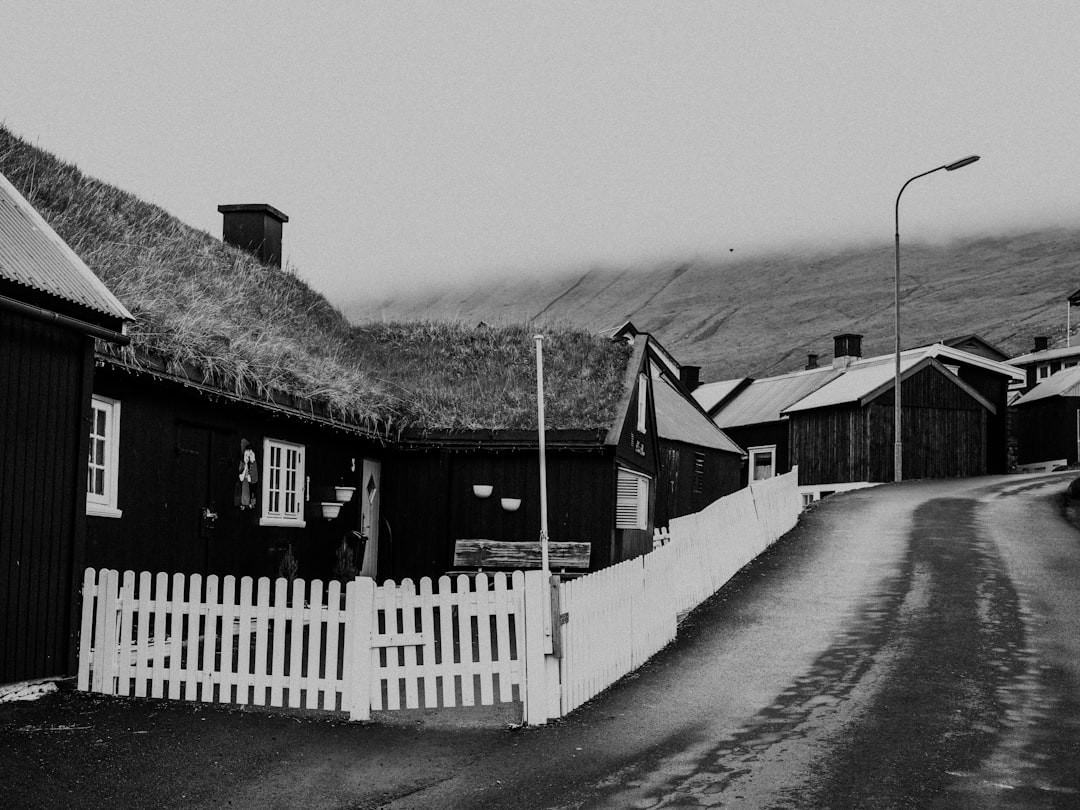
452, 539, 591, 577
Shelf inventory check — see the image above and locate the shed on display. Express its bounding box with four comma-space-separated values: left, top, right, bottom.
783, 356, 996, 484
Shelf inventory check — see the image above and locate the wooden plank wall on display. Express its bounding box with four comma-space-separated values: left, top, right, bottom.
655, 440, 742, 528
790, 367, 987, 485
0, 311, 90, 681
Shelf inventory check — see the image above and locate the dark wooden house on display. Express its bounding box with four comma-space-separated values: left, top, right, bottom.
0, 170, 133, 682
1011, 365, 1080, 470
652, 374, 744, 525
379, 329, 745, 580
784, 355, 997, 484
86, 356, 388, 583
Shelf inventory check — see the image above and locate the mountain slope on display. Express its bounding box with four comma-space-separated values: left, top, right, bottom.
345, 230, 1080, 380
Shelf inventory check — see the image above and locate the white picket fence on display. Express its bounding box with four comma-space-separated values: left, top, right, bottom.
78, 569, 539, 721
78, 470, 802, 724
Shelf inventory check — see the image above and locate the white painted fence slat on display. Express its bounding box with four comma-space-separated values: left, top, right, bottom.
418, 578, 439, 709
436, 576, 456, 708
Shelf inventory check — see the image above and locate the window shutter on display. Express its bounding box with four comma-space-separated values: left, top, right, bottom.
616, 468, 649, 529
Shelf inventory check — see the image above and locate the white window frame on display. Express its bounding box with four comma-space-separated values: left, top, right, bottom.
260, 438, 307, 527
615, 467, 650, 530
86, 395, 123, 518
1038, 364, 1051, 380
637, 373, 648, 433
748, 445, 777, 482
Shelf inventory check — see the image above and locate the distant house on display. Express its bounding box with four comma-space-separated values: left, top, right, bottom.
1009, 335, 1080, 392
1006, 334, 1080, 471
1011, 360, 1080, 471
0, 169, 133, 682
698, 333, 1022, 491
380, 325, 745, 580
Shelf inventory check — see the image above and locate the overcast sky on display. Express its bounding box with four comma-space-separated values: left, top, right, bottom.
3, 2, 1078, 304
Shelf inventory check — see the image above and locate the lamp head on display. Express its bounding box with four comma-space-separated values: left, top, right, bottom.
945, 155, 980, 171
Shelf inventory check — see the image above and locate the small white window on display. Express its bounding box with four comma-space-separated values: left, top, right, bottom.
637, 373, 648, 433
616, 467, 650, 530
261, 438, 306, 527
748, 445, 777, 482
87, 395, 122, 518
1038, 365, 1051, 380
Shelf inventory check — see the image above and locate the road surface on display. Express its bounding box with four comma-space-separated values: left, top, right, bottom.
4, 473, 1080, 809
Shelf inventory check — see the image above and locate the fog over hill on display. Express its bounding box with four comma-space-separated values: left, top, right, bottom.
344, 229, 1080, 381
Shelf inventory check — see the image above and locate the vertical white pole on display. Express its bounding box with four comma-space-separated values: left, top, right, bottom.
534, 335, 552, 651
534, 335, 550, 577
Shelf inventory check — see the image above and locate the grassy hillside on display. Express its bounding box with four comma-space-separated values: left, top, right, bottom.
345, 231, 1080, 380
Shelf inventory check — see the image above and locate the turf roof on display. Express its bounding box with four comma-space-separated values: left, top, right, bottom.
0, 126, 631, 434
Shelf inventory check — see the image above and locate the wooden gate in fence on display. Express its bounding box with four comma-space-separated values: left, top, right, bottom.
78, 569, 536, 721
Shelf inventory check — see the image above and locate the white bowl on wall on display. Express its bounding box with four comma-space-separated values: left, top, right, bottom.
334, 486, 356, 503
321, 501, 343, 519
500, 497, 521, 512
473, 484, 493, 498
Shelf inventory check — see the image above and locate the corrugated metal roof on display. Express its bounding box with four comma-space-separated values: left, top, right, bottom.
1009, 344, 1080, 367
1013, 365, 1080, 406
653, 378, 744, 455
783, 356, 920, 413
711, 367, 841, 427
692, 378, 748, 413
0, 171, 132, 321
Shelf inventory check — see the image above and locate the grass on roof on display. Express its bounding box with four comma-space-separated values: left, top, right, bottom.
0, 126, 632, 433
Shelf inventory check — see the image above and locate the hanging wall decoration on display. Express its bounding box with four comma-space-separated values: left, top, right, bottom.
234, 437, 259, 509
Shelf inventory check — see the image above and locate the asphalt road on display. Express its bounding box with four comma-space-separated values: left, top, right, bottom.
4, 472, 1080, 809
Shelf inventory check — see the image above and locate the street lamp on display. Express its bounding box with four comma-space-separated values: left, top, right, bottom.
893, 155, 980, 482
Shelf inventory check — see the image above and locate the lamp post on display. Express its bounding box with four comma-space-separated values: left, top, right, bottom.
893, 155, 980, 482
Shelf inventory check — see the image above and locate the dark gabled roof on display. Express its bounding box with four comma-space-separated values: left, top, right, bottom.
652, 377, 744, 455
0, 170, 132, 327
942, 334, 1009, 362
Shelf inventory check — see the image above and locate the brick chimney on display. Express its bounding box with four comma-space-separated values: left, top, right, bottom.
218, 204, 289, 268
806, 353, 819, 370
832, 333, 863, 369
1033, 335, 1049, 352
680, 365, 701, 392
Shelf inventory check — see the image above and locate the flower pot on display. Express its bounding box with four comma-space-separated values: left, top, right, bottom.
321, 501, 343, 519
334, 486, 356, 503
500, 497, 521, 512
472, 484, 493, 499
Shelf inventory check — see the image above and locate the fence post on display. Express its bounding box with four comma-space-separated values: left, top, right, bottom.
345, 576, 375, 721
522, 569, 550, 725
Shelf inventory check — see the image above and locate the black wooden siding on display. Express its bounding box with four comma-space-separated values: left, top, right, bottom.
380, 447, 614, 581
1014, 398, 1079, 466
655, 440, 741, 528
1, 311, 92, 681
721, 422, 789, 486
87, 367, 383, 583
790, 366, 988, 485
